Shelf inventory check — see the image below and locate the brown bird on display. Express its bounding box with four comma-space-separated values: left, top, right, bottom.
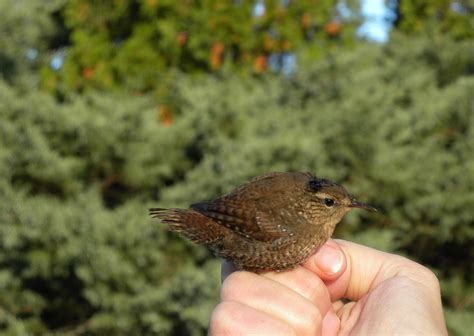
150, 172, 376, 272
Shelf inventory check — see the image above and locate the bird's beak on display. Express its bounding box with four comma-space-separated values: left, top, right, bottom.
348, 198, 377, 212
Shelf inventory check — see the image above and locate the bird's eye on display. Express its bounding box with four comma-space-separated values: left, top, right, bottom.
324, 198, 335, 207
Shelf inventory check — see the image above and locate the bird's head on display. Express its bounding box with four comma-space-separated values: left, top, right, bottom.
304, 175, 376, 235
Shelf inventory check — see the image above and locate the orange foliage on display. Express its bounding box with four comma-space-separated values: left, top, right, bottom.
210, 42, 225, 70
253, 55, 267, 73
158, 105, 173, 126
324, 22, 341, 36
78, 3, 89, 21
301, 12, 311, 28
177, 32, 187, 46
82, 67, 95, 79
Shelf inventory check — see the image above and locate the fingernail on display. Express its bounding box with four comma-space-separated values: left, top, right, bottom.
316, 244, 344, 275
322, 311, 340, 336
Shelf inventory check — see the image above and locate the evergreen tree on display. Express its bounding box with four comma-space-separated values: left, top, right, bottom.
40, 0, 358, 96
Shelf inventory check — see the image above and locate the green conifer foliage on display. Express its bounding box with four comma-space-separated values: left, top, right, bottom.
0, 81, 221, 334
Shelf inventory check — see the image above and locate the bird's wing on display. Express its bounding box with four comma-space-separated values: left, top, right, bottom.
190, 200, 285, 241
191, 172, 305, 242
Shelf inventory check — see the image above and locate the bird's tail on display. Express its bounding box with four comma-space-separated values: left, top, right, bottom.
149, 208, 224, 245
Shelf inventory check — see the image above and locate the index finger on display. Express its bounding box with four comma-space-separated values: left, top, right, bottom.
221, 259, 332, 315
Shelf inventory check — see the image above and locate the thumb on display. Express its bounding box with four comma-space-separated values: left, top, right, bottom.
304, 239, 439, 302
302, 239, 347, 282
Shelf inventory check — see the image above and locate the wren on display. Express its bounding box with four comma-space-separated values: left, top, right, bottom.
150, 172, 376, 272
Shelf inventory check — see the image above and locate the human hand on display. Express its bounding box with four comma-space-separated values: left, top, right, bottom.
209, 239, 448, 335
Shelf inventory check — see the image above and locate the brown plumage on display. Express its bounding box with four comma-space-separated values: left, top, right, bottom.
150, 172, 376, 272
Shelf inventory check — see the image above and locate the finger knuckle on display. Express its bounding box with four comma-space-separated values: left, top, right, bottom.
305, 277, 327, 303
294, 304, 322, 335
221, 271, 253, 301
208, 302, 236, 335
417, 265, 441, 291
394, 258, 441, 294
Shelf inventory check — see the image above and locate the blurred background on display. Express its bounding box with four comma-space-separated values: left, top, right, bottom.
0, 0, 473, 334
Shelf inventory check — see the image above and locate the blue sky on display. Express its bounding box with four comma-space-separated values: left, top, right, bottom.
358, 0, 394, 43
